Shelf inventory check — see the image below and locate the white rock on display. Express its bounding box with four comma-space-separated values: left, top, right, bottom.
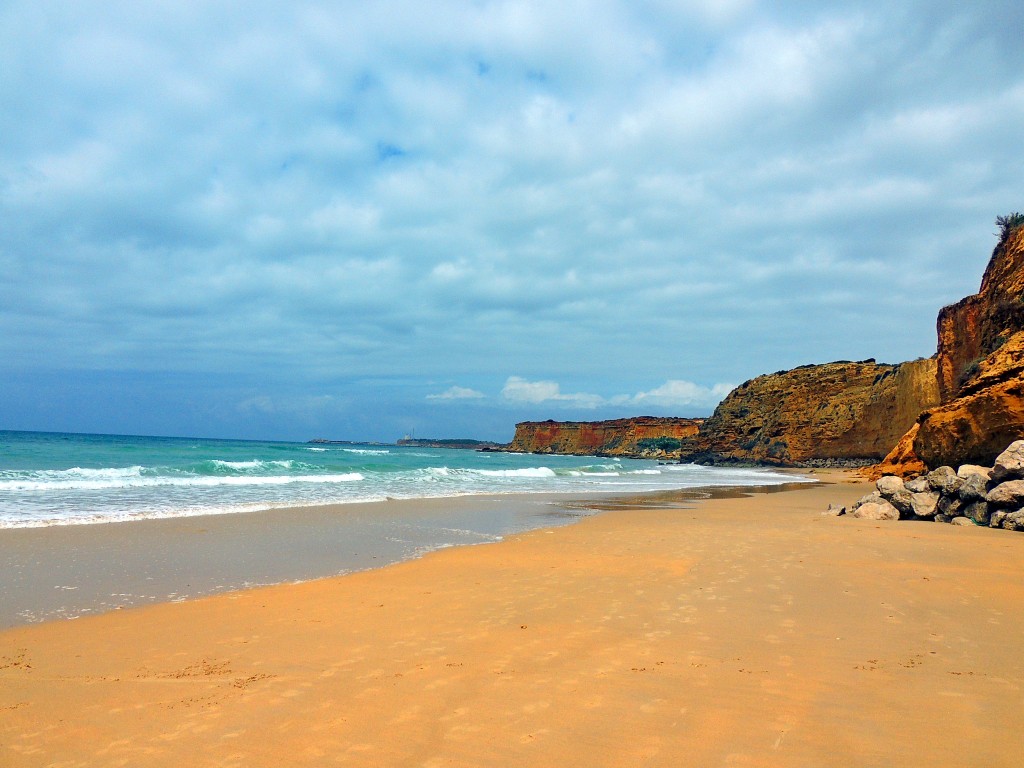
957, 464, 992, 481
987, 479, 1024, 508
850, 500, 900, 521
910, 491, 940, 518
992, 440, 1024, 482
876, 475, 905, 498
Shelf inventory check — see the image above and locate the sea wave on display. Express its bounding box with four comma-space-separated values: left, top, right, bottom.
0, 468, 364, 492
426, 466, 558, 479
205, 459, 307, 472
473, 467, 557, 478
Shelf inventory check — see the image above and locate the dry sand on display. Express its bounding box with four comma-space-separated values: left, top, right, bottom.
2, 473, 1023, 767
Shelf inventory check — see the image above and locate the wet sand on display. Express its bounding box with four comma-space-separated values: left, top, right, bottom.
2, 473, 1023, 766
0, 494, 587, 628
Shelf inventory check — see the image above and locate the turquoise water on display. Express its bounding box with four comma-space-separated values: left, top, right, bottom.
0, 430, 801, 528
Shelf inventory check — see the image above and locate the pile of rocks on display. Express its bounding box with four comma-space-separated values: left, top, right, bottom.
832, 440, 1024, 530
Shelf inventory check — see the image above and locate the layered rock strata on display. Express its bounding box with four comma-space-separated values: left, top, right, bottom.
680, 358, 940, 466
506, 417, 702, 459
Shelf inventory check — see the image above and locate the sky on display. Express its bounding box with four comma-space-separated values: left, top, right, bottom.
1, 1, 1022, 443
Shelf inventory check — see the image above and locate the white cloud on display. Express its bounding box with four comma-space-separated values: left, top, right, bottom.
631, 380, 734, 407
427, 385, 485, 401
501, 376, 605, 408
1, 0, 1021, 440
497, 376, 733, 411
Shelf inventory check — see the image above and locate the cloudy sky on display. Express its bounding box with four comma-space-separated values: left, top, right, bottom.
1, 1, 1021, 442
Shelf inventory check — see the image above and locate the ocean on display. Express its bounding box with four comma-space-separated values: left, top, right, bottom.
1, 430, 810, 625
0, 430, 801, 528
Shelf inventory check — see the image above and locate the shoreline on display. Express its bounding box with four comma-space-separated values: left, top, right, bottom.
4, 471, 1023, 765
0, 473, 818, 629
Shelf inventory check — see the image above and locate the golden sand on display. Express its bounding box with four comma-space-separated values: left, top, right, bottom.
2, 473, 1023, 767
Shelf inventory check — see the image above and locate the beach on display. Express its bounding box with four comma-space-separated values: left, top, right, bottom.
2, 472, 1023, 767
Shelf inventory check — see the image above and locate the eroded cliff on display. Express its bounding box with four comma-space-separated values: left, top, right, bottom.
935, 225, 1024, 400
507, 417, 703, 459
909, 226, 1024, 467
871, 225, 1024, 474
505, 221, 1023, 472
684, 358, 941, 465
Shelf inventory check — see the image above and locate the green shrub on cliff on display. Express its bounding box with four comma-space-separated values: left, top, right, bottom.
636, 437, 682, 453
996, 212, 1024, 247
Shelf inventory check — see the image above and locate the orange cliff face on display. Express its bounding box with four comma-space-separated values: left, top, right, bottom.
934, 226, 1024, 400
503, 225, 1024, 473
912, 227, 1024, 467
915, 332, 1024, 467
875, 225, 1024, 473
683, 358, 940, 466
506, 417, 703, 459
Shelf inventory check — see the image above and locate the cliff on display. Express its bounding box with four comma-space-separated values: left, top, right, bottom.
697, 220, 1023, 472
906, 226, 1024, 468
506, 417, 703, 459
504, 220, 1023, 472
934, 225, 1024, 400
684, 358, 941, 466
914, 332, 1024, 466
870, 224, 1024, 475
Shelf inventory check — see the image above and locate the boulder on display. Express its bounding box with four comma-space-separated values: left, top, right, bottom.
986, 479, 1024, 508
910, 491, 940, 519
934, 513, 953, 523
992, 440, 1024, 482
851, 492, 884, 511
957, 464, 993, 482
888, 489, 914, 517
823, 503, 846, 517
989, 510, 1009, 528
962, 500, 991, 525
850, 500, 901, 521
905, 476, 931, 494
937, 495, 965, 518
950, 516, 975, 526
876, 475, 905, 498
957, 473, 989, 502
999, 509, 1024, 531
927, 466, 962, 496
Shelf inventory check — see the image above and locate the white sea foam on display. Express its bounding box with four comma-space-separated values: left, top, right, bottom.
473, 467, 557, 478
0, 470, 364, 492
343, 448, 391, 455
208, 459, 298, 471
